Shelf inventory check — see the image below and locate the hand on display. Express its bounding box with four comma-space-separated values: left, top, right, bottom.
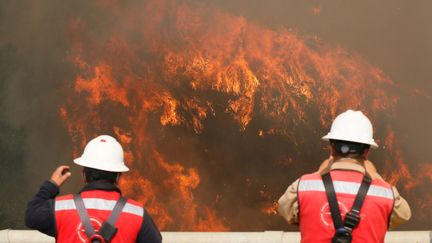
50, 165, 72, 187
317, 156, 333, 174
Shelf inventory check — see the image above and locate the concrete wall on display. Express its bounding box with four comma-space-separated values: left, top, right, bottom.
0, 229, 431, 243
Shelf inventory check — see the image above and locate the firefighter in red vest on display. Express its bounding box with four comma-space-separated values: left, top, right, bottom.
26, 135, 162, 243
278, 110, 411, 243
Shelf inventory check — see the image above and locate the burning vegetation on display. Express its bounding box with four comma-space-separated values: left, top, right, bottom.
59, 0, 431, 230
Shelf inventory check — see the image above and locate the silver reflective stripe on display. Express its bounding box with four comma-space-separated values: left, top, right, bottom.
55, 199, 76, 211
298, 180, 394, 200
368, 185, 394, 199
122, 203, 144, 216
55, 198, 144, 217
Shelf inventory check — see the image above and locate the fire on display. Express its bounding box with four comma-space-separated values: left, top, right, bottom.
262, 201, 279, 216
60, 0, 429, 230
75, 64, 129, 107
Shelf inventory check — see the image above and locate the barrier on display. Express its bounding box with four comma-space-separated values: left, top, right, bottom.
0, 229, 430, 243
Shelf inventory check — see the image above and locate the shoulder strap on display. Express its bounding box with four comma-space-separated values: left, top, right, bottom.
343, 174, 371, 231
106, 196, 127, 226
98, 196, 127, 242
351, 174, 371, 212
322, 173, 344, 230
73, 194, 95, 238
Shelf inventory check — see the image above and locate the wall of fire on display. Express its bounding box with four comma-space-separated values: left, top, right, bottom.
0, 0, 431, 231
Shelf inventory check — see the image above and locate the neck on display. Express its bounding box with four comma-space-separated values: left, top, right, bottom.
333, 156, 365, 164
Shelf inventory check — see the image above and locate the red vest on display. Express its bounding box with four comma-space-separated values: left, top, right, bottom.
55, 190, 144, 243
298, 170, 394, 243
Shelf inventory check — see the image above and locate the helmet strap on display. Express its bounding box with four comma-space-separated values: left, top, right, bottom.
330, 142, 369, 160
115, 173, 121, 185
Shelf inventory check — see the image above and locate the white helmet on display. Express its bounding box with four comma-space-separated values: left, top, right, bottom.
322, 110, 378, 148
74, 135, 130, 172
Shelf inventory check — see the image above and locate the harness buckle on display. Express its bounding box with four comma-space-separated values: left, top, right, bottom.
344, 210, 361, 230
89, 234, 106, 243
335, 227, 351, 236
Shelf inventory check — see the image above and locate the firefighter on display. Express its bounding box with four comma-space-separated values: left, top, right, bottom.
278, 110, 411, 243
26, 135, 162, 243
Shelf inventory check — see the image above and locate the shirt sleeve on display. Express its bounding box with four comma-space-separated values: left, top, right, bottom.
136, 209, 162, 243
388, 186, 411, 229
25, 180, 59, 237
278, 178, 300, 225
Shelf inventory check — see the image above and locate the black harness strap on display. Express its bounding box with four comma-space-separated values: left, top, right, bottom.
106, 196, 127, 226
98, 196, 128, 242
344, 174, 371, 231
73, 194, 127, 242
74, 194, 95, 238
322, 172, 372, 234
322, 173, 344, 230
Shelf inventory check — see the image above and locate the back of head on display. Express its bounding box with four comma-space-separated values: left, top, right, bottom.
330, 139, 370, 159
83, 167, 119, 184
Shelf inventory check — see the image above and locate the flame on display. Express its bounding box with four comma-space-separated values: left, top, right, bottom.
262, 201, 279, 216
383, 129, 415, 189
59, 0, 429, 230
413, 163, 432, 209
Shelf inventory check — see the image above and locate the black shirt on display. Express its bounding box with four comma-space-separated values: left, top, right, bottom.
25, 180, 162, 243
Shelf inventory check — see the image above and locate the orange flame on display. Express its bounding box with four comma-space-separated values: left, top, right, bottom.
59, 0, 429, 230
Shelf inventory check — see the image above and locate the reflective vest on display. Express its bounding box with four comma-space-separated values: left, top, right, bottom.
55, 190, 144, 243
298, 170, 394, 243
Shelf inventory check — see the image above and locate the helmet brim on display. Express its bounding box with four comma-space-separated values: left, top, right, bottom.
74, 157, 130, 172
322, 134, 378, 148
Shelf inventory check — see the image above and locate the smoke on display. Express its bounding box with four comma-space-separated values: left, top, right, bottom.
0, 0, 431, 231
0, 0, 76, 229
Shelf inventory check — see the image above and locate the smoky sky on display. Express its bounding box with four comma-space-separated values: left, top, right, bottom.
0, 0, 431, 231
